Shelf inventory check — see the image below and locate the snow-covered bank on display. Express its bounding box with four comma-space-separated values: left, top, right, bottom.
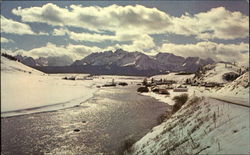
1, 56, 143, 117
1, 57, 96, 117
129, 95, 250, 154
141, 88, 189, 106
1, 73, 96, 116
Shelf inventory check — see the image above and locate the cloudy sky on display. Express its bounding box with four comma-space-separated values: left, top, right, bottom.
1, 1, 249, 66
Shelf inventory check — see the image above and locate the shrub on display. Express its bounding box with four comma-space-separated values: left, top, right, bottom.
123, 137, 136, 153
142, 78, 147, 86
159, 89, 170, 95
223, 72, 239, 81
152, 87, 160, 93
118, 82, 128, 86
172, 94, 188, 113
137, 87, 149, 93
157, 113, 166, 124
157, 112, 171, 124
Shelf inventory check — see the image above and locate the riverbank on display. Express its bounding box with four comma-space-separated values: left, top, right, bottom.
128, 94, 250, 154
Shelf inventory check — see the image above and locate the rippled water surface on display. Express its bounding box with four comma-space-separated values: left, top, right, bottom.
1, 86, 170, 154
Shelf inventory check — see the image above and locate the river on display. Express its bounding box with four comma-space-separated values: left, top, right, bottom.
1, 85, 170, 154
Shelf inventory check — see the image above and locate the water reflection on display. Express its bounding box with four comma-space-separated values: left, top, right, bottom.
1, 86, 170, 154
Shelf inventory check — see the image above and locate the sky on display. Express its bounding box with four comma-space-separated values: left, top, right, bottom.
1, 0, 249, 66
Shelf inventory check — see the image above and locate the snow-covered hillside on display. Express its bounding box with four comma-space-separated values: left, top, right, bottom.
1, 56, 44, 75
129, 95, 250, 155
129, 62, 249, 155
196, 63, 243, 83
217, 71, 249, 95
1, 56, 96, 116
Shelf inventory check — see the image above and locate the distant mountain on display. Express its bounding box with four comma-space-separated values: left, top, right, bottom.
15, 55, 73, 67
71, 49, 214, 73
15, 55, 38, 66
15, 49, 214, 76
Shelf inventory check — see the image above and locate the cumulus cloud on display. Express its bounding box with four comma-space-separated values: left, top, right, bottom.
159, 41, 249, 66
12, 3, 249, 40
52, 27, 152, 43
171, 7, 249, 40
1, 37, 14, 43
12, 3, 172, 34
51, 27, 156, 52
1, 15, 36, 35
8, 42, 103, 60
1, 15, 49, 35
68, 31, 116, 42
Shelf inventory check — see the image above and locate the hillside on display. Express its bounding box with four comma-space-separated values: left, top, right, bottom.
1, 56, 95, 116
128, 95, 250, 155
194, 62, 245, 84
128, 63, 249, 155
1, 56, 44, 75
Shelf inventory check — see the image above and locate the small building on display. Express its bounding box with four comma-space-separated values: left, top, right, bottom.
173, 87, 188, 92
83, 76, 93, 80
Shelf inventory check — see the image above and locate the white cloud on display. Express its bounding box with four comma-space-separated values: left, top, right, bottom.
1, 37, 14, 43
51, 27, 156, 52
12, 3, 249, 40
1, 15, 49, 35
159, 41, 249, 66
170, 7, 249, 40
12, 3, 172, 34
9, 42, 103, 60
1, 15, 35, 35
68, 31, 116, 42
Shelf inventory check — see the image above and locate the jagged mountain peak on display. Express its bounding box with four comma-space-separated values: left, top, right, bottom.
71, 49, 214, 73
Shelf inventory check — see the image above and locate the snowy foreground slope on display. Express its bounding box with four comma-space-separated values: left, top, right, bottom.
1, 56, 142, 117
129, 95, 250, 155
129, 63, 249, 155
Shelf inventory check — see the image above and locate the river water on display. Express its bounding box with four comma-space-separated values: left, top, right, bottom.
1, 86, 170, 154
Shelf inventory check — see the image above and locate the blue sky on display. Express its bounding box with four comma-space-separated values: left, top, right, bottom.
1, 0, 249, 65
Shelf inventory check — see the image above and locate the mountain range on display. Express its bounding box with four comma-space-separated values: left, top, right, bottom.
15, 49, 214, 76
72, 49, 214, 73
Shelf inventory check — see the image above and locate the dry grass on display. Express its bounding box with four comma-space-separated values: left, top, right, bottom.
172, 94, 189, 113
